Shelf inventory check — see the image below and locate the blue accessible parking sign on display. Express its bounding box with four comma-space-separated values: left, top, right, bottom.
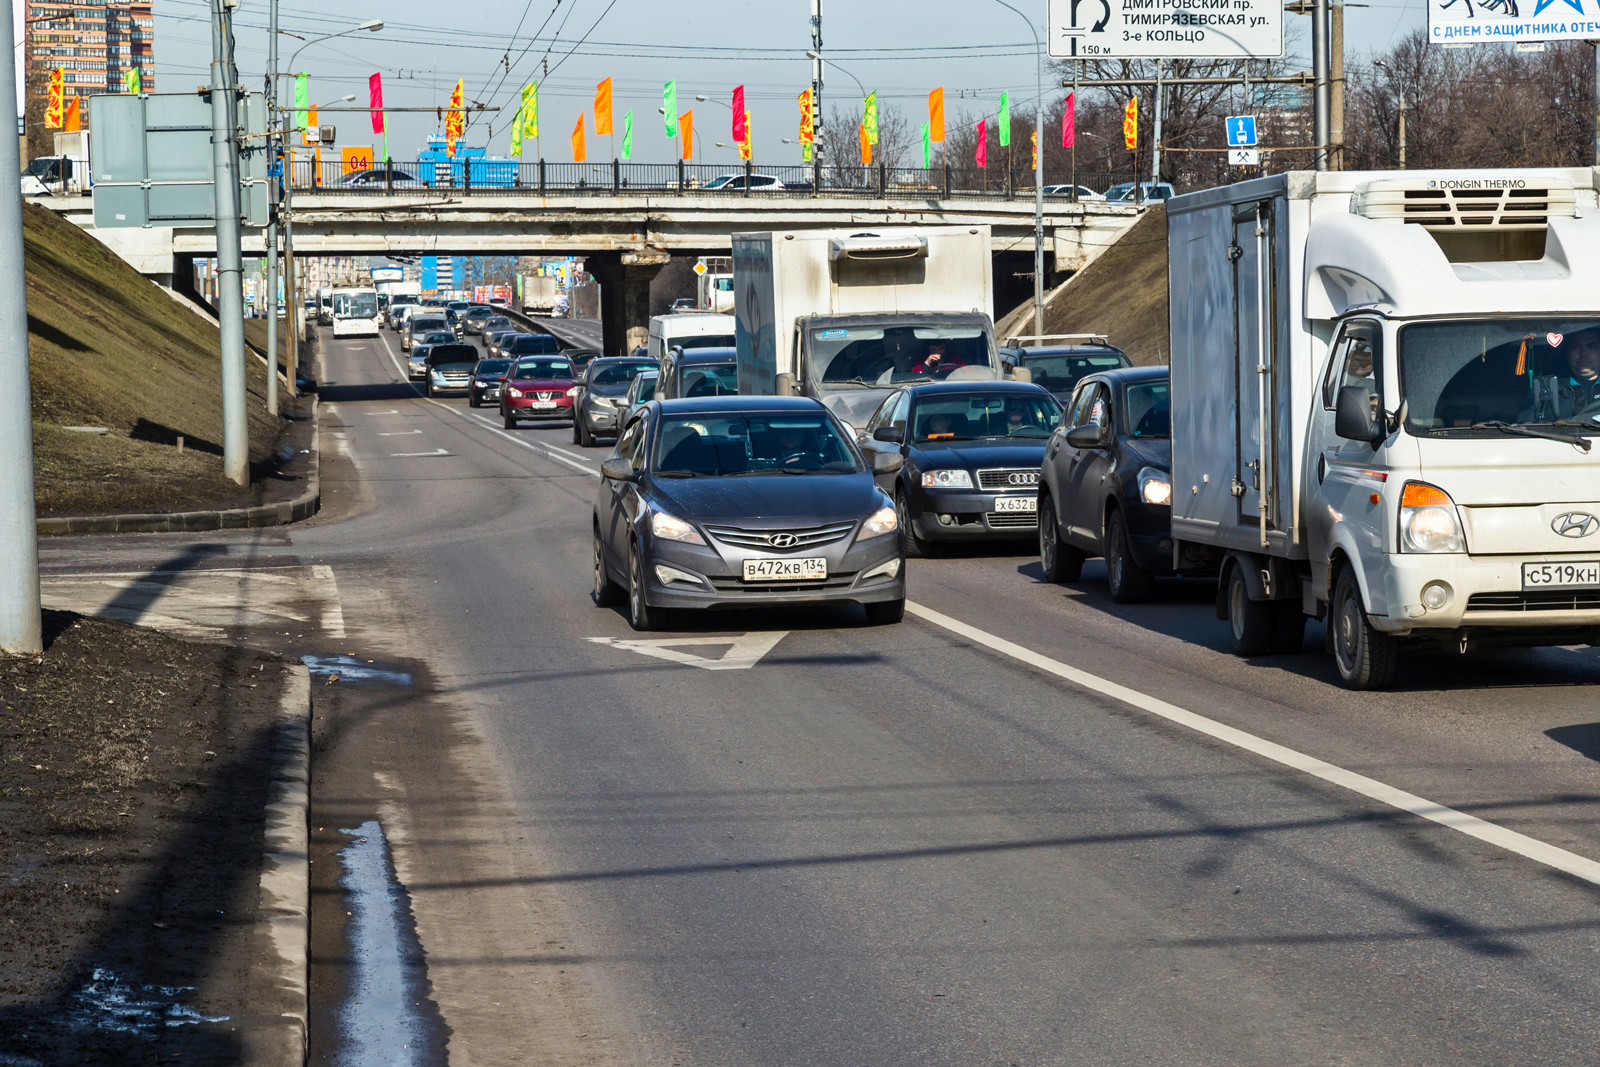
1227, 116, 1258, 147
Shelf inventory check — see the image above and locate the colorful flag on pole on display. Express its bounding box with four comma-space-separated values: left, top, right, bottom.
123, 67, 141, 94
863, 91, 879, 144
1062, 92, 1075, 148
798, 88, 814, 145
595, 77, 613, 136
928, 87, 945, 142
304, 106, 317, 145
731, 85, 747, 142
920, 124, 932, 169
446, 79, 465, 156
510, 103, 523, 157
680, 109, 693, 160
294, 73, 308, 128
621, 110, 634, 160
663, 80, 678, 137
369, 73, 385, 134
1123, 97, 1138, 150
859, 122, 871, 165
739, 111, 752, 161
803, 143, 813, 162
572, 112, 587, 162
45, 68, 64, 128
975, 119, 987, 168
1032, 128, 1037, 170
63, 96, 79, 133
522, 82, 539, 139
997, 91, 1010, 147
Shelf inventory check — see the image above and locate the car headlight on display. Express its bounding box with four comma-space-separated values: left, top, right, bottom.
650, 509, 706, 545
429, 370, 444, 381
592, 396, 615, 407
1399, 483, 1464, 553
1138, 466, 1173, 506
858, 504, 899, 540
506, 387, 523, 398
922, 469, 973, 489
566, 386, 580, 397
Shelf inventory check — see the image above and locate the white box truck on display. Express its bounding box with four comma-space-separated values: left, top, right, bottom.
1168, 167, 1600, 688
732, 226, 1004, 430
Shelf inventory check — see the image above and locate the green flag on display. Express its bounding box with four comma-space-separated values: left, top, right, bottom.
382, 129, 389, 162
123, 67, 141, 94
509, 105, 523, 157
294, 73, 309, 129
920, 123, 932, 168
621, 110, 634, 160
863, 91, 879, 145
663, 80, 678, 137
998, 91, 1010, 147
522, 82, 538, 138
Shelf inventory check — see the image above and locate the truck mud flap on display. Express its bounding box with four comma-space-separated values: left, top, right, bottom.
1216, 551, 1301, 620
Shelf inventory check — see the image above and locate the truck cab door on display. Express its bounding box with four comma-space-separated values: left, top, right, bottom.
1231, 201, 1277, 541
1306, 320, 1386, 602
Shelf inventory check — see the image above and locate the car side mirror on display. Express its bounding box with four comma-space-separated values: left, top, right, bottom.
1010, 366, 1034, 385
1065, 424, 1106, 449
872, 426, 903, 443
600, 458, 636, 481
1334, 385, 1382, 444
872, 451, 904, 474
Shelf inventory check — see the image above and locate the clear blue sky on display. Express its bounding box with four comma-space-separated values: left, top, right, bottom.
131, 0, 1426, 166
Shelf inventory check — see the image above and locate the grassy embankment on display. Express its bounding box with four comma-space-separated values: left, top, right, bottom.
25, 203, 287, 516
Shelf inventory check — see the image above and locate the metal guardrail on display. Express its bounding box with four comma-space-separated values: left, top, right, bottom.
289, 158, 1147, 203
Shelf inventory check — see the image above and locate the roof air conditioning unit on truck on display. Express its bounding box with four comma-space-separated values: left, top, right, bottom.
1166, 168, 1600, 690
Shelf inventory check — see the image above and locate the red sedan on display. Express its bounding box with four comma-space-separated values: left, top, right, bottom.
501, 355, 577, 428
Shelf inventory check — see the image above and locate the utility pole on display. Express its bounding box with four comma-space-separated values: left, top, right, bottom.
1153, 59, 1164, 190
1398, 93, 1407, 169
263, 0, 279, 415
209, 0, 248, 486
1312, 0, 1330, 170
810, 0, 823, 194
1330, 1, 1344, 170
0, 0, 42, 655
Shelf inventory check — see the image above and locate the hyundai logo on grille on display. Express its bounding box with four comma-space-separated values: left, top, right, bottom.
1552, 512, 1599, 538
766, 532, 800, 549
1008, 471, 1037, 486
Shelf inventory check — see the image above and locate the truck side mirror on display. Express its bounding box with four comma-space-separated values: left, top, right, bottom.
1334, 385, 1383, 444
872, 426, 903, 443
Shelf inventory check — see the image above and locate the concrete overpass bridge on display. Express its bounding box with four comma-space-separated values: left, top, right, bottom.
40, 185, 1146, 357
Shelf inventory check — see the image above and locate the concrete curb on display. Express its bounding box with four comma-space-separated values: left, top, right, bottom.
249, 663, 312, 1067
37, 396, 321, 537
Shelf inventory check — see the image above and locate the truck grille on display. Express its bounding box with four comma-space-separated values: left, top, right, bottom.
1466, 590, 1600, 612
703, 520, 856, 552
977, 468, 1039, 490
986, 512, 1038, 529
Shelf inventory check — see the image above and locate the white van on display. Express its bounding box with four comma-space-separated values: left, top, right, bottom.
646, 311, 735, 363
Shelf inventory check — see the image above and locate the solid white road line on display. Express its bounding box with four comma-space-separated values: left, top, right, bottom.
904, 599, 1600, 888
391, 448, 451, 457
377, 430, 422, 437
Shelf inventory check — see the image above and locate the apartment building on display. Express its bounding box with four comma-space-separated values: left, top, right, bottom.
24, 0, 154, 146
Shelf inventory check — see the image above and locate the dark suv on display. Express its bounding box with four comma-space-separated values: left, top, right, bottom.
998, 337, 1131, 405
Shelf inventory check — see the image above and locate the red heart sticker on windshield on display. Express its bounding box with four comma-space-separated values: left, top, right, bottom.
1548, 332, 1565, 347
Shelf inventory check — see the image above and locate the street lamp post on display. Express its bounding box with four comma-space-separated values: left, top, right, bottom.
992, 0, 1047, 342
209, 0, 248, 486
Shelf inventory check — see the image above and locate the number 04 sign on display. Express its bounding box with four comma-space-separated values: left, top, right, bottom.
341, 146, 373, 174
1048, 0, 1283, 58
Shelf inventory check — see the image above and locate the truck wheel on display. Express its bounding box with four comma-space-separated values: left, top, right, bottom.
1269, 601, 1307, 654
1039, 500, 1084, 583
1227, 566, 1272, 656
1331, 567, 1397, 690
896, 490, 929, 559
1105, 509, 1156, 604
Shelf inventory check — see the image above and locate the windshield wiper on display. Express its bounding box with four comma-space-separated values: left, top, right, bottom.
1465, 421, 1592, 452
655, 470, 712, 478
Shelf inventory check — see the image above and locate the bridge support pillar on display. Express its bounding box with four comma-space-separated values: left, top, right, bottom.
589, 249, 671, 358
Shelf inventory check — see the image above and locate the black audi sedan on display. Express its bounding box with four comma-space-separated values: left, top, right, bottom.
592, 396, 907, 631
856, 381, 1063, 556
1038, 365, 1175, 603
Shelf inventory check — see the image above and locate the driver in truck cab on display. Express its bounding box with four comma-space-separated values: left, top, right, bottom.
1523, 327, 1600, 420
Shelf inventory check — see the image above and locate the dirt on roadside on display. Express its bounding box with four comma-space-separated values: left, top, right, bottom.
0, 611, 299, 1066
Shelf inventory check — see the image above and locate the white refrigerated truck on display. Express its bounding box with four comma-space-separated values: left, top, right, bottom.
1168, 167, 1600, 689
732, 226, 1005, 431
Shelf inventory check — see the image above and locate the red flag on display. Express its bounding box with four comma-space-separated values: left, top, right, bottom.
1062, 92, 1075, 148
369, 73, 384, 134
975, 119, 987, 168
731, 85, 746, 142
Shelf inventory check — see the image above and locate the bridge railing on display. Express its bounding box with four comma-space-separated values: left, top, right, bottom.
290, 157, 1145, 202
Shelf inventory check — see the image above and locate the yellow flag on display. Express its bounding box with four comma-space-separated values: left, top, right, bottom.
738, 111, 752, 161
1123, 97, 1138, 150
45, 68, 64, 128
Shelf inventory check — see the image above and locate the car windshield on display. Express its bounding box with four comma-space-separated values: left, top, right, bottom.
512, 358, 573, 379
654, 413, 862, 476
679, 363, 738, 397
412, 318, 447, 333
808, 323, 999, 387
1124, 381, 1171, 437
509, 335, 560, 355
912, 392, 1061, 440
486, 318, 510, 328
420, 331, 454, 345
476, 359, 512, 376
1023, 353, 1129, 393
670, 333, 736, 351
427, 346, 478, 366
1401, 318, 1600, 433
591, 361, 657, 386
467, 306, 492, 317
333, 292, 378, 318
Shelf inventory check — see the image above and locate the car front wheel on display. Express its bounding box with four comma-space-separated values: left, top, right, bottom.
896, 489, 930, 558
503, 408, 517, 430
594, 526, 624, 607
1038, 498, 1084, 583
864, 599, 905, 625
1105, 509, 1156, 604
628, 541, 659, 631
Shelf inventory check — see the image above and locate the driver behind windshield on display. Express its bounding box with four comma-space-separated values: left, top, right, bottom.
1518, 327, 1600, 422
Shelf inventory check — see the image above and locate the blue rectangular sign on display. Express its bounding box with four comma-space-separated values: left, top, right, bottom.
1226, 116, 1258, 147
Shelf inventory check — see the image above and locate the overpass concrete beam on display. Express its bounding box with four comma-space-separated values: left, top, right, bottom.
587, 249, 672, 359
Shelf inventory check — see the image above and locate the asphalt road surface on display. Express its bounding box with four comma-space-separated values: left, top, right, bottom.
39, 329, 1600, 1067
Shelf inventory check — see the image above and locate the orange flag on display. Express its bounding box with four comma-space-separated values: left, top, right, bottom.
63, 95, 80, 132
445, 79, 465, 156
45, 68, 64, 128
572, 112, 587, 162
928, 86, 945, 142
594, 77, 613, 136
680, 109, 693, 161
860, 122, 871, 165
1123, 97, 1138, 150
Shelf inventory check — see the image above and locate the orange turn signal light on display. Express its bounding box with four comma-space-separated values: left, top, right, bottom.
1401, 483, 1452, 508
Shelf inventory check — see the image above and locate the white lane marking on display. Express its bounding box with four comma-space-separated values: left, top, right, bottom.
904, 600, 1600, 888
586, 632, 789, 671
311, 564, 347, 639
467, 412, 593, 464
390, 448, 451, 457
373, 332, 599, 478
377, 430, 422, 437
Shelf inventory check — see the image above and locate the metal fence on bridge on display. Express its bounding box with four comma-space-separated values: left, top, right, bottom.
291, 158, 1147, 203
